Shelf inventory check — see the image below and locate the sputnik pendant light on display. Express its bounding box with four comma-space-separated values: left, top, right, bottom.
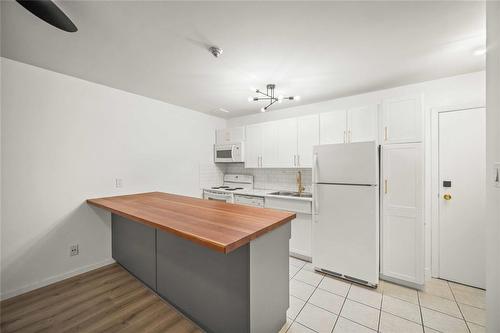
248, 84, 300, 112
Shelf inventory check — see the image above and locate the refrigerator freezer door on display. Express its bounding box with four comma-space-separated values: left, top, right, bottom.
313, 183, 379, 286
313, 142, 378, 185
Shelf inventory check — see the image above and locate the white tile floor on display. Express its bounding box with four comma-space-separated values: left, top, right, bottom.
281, 257, 486, 333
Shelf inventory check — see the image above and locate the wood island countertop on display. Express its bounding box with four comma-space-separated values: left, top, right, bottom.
87, 192, 296, 253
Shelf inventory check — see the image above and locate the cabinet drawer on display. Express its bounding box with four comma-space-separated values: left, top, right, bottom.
265, 197, 312, 214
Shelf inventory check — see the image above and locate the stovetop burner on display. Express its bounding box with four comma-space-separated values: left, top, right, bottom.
225, 187, 244, 191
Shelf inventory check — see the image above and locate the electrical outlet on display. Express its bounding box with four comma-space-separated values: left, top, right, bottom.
115, 178, 123, 188
70, 244, 79, 256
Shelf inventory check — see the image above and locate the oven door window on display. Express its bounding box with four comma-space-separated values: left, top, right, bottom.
207, 197, 228, 202
216, 149, 232, 159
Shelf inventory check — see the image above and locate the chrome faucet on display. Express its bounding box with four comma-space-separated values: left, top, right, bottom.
296, 171, 305, 194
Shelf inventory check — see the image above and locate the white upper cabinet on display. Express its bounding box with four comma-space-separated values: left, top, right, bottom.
320, 110, 348, 144
215, 126, 245, 144
320, 106, 378, 144
382, 96, 423, 144
244, 123, 262, 168
261, 121, 279, 168
297, 115, 319, 168
348, 105, 378, 143
246, 119, 298, 168
275, 118, 298, 168
243, 103, 380, 168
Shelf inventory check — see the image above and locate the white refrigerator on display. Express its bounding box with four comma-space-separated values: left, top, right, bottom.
312, 141, 379, 287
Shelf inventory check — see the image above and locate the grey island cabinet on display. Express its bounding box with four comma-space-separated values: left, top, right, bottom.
87, 192, 295, 333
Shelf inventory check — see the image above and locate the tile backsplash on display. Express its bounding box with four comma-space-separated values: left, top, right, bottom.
199, 163, 225, 189
225, 164, 312, 192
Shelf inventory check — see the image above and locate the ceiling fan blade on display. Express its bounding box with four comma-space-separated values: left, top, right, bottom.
16, 0, 77, 32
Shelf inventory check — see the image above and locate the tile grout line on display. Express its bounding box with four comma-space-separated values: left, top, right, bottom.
285, 260, 306, 333
330, 282, 352, 333
447, 280, 472, 333
286, 262, 323, 333
377, 291, 383, 332
417, 287, 428, 333
294, 270, 326, 333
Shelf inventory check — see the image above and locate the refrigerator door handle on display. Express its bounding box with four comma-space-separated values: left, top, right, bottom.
314, 184, 319, 216
313, 153, 319, 183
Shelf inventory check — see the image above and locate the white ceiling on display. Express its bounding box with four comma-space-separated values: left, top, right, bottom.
1, 1, 485, 118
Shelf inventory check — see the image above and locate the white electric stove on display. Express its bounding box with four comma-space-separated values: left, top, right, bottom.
203, 174, 258, 205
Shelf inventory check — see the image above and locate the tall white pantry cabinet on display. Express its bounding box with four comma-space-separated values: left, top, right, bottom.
380, 95, 425, 287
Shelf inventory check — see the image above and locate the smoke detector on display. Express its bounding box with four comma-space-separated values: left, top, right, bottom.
209, 46, 223, 58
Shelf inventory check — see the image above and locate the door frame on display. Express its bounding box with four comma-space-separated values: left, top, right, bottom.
430, 104, 485, 278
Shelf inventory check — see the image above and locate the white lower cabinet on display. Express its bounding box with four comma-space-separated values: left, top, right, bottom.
265, 197, 312, 260
381, 143, 424, 287
290, 213, 312, 259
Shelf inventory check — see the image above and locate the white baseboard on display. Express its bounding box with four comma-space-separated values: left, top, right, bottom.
0, 258, 116, 301
289, 251, 312, 262
425, 267, 432, 280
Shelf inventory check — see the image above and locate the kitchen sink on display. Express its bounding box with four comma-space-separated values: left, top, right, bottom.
268, 191, 313, 198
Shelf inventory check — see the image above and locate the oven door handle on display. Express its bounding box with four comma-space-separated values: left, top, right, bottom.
204, 191, 232, 202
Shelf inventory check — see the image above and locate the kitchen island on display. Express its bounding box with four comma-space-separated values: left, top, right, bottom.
87, 192, 295, 333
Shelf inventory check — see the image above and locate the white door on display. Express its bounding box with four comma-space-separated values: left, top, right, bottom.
438, 108, 486, 288
382, 96, 422, 144
320, 110, 347, 144
381, 143, 424, 285
297, 115, 319, 168
348, 105, 378, 143
313, 184, 379, 285
245, 123, 262, 168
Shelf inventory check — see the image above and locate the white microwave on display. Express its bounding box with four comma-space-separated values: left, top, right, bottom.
214, 142, 244, 163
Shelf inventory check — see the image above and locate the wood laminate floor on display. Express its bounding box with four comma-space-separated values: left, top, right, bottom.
0, 264, 204, 333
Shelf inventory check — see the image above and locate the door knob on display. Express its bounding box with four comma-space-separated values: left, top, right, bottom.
443, 194, 452, 201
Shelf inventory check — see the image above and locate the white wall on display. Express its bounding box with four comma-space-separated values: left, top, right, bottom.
486, 2, 500, 331
228, 71, 486, 279
0, 58, 225, 299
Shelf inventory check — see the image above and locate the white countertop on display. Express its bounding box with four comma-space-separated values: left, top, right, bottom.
206, 188, 313, 202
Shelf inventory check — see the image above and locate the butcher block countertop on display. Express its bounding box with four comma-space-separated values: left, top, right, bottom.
87, 192, 295, 253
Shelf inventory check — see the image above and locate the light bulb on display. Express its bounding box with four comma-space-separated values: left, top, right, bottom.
248, 97, 254, 102
294, 96, 301, 101
278, 95, 284, 101
260, 107, 266, 113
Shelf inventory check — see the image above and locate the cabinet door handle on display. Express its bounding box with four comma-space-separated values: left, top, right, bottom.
384, 179, 388, 194
384, 126, 388, 141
